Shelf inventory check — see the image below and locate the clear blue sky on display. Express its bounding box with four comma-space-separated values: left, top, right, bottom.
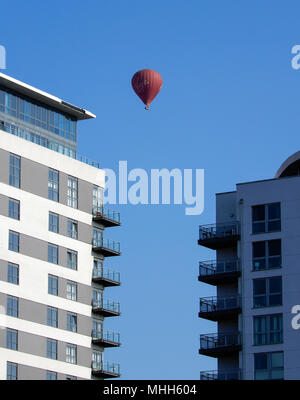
1, 0, 300, 379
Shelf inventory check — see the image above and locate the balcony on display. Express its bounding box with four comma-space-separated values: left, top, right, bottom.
93, 206, 121, 227
92, 299, 121, 317
198, 259, 241, 285
200, 369, 242, 380
92, 330, 121, 348
199, 333, 242, 358
92, 238, 121, 257
92, 361, 120, 379
199, 295, 241, 321
0, 119, 101, 169
92, 268, 121, 287
198, 222, 240, 250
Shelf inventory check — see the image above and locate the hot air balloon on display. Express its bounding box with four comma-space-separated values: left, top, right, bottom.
131, 69, 163, 110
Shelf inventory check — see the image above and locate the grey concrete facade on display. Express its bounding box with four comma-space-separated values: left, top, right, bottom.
0, 147, 96, 215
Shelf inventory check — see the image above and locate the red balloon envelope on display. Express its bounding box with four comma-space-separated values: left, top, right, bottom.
131, 69, 163, 109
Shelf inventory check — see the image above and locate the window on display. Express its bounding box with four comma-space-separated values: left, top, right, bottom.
92, 351, 102, 368
47, 307, 58, 328
48, 244, 58, 264
66, 344, 77, 364
93, 228, 102, 247
48, 275, 58, 296
47, 339, 57, 359
254, 351, 284, 380
93, 289, 102, 308
253, 277, 282, 308
66, 281, 77, 301
9, 153, 20, 188
7, 362, 18, 380
67, 219, 78, 239
46, 371, 57, 380
9, 231, 19, 252
6, 329, 18, 350
253, 240, 281, 271
93, 185, 103, 211
49, 212, 59, 233
67, 176, 78, 208
67, 250, 77, 270
8, 198, 20, 220
254, 314, 283, 345
7, 296, 18, 317
66, 375, 77, 380
0, 88, 77, 141
93, 319, 102, 337
67, 313, 77, 333
8, 263, 19, 285
93, 259, 102, 278
48, 169, 59, 201
252, 203, 281, 234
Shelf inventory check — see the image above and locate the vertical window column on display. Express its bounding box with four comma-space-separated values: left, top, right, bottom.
48, 169, 59, 202
9, 154, 21, 188
67, 176, 78, 208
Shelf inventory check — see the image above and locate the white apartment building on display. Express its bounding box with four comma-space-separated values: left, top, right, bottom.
0, 73, 121, 380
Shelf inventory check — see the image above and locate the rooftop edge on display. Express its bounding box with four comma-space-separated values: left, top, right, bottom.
0, 72, 96, 121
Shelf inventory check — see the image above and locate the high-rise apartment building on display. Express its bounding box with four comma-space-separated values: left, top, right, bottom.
198, 152, 300, 380
0, 73, 121, 380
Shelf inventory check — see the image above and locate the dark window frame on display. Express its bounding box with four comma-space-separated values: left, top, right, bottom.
49, 212, 59, 233
47, 339, 58, 360
48, 243, 58, 264
253, 276, 282, 309
47, 307, 58, 328
253, 314, 283, 346
252, 203, 281, 234
7, 262, 19, 285
8, 198, 20, 220
9, 153, 21, 188
252, 239, 282, 271
254, 351, 284, 380
9, 230, 19, 252
7, 295, 18, 317
6, 328, 18, 350
7, 362, 18, 380
48, 274, 58, 296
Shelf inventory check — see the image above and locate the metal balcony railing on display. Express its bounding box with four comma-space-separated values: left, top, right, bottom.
200, 369, 242, 380
93, 206, 120, 224
92, 361, 120, 376
200, 333, 241, 350
92, 330, 120, 345
0, 119, 100, 168
92, 299, 120, 314
93, 267, 120, 283
92, 238, 120, 253
199, 295, 241, 313
199, 260, 240, 277
199, 222, 240, 241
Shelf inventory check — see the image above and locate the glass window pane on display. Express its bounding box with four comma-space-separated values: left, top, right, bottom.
271, 369, 284, 380
255, 353, 268, 369
255, 370, 269, 380
268, 203, 281, 220
269, 294, 282, 306
8, 263, 19, 285
269, 277, 282, 293
254, 279, 266, 295
271, 352, 284, 368
253, 242, 266, 258
253, 205, 265, 221
268, 220, 281, 232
